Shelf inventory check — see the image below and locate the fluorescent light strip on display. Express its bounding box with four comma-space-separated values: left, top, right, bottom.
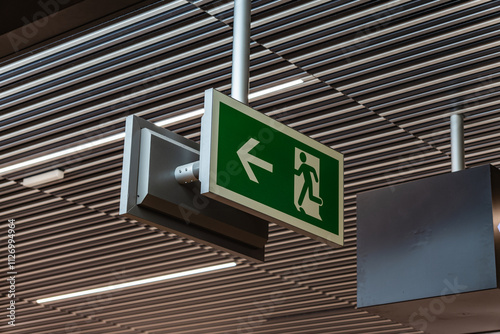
36, 262, 236, 304
248, 79, 304, 99
0, 79, 304, 176
0, 133, 125, 175
154, 108, 204, 127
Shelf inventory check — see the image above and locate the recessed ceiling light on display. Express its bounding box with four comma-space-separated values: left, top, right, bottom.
36, 262, 236, 304
0, 79, 304, 177
0, 132, 125, 176
248, 79, 304, 99
154, 108, 204, 127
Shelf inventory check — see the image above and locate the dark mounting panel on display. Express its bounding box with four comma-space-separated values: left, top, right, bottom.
119, 115, 268, 262
357, 165, 500, 334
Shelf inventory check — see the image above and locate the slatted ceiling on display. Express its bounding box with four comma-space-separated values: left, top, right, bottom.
1, 46, 235, 142
262, 256, 357, 280
27, 258, 230, 300
251, 60, 294, 83
0, 118, 118, 159
24, 223, 131, 254
345, 158, 432, 185
328, 129, 406, 153
358, 166, 450, 196
263, 311, 389, 327
261, 245, 357, 271
460, 119, 500, 149
467, 110, 500, 127
4, 308, 129, 334
30, 261, 228, 302
32, 230, 163, 260
365, 67, 499, 109
370, 86, 491, 118
2, 196, 65, 219
255, 320, 410, 334
309, 119, 390, 142
250, 1, 333, 35
264, 315, 400, 333
5, 138, 124, 181
0, 178, 26, 194
411, 124, 500, 156
325, 51, 498, 95
279, 100, 366, 125
344, 143, 419, 167
0, 3, 204, 83
261, 242, 329, 263
466, 136, 500, 156
79, 198, 119, 214
62, 275, 268, 317
259, 249, 356, 278
1, 189, 42, 208
20, 219, 131, 250
250, 82, 332, 116
310, 275, 357, 290
22, 228, 137, 262
360, 78, 498, 117
65, 185, 122, 204
345, 146, 436, 172
347, 162, 439, 191
91, 288, 328, 330
29, 320, 138, 334
108, 292, 337, 324
355, 65, 499, 109
1, 2, 190, 71
257, 2, 395, 56
41, 171, 117, 196
274, 97, 359, 124
378, 91, 496, 124
267, 7, 422, 60
12, 302, 67, 326
263, 320, 397, 334
62, 159, 124, 186
0, 1, 497, 334
249, 0, 382, 47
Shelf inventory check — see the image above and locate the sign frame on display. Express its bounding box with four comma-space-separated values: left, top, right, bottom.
119, 115, 268, 262
200, 88, 344, 247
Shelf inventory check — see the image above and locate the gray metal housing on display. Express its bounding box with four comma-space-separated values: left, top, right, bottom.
357, 164, 500, 334
119, 115, 268, 262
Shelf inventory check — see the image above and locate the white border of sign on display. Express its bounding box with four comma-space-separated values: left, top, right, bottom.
200, 88, 344, 247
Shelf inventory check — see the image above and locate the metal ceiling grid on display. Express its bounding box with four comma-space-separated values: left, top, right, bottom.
1, 0, 499, 333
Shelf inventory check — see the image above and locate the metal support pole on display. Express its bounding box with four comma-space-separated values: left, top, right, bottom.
176, 1, 251, 184
231, 0, 251, 105
450, 113, 465, 172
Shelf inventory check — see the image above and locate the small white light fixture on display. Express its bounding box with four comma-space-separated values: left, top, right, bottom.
36, 262, 236, 304
22, 169, 64, 187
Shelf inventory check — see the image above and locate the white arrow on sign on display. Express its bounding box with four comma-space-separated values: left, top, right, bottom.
237, 138, 273, 183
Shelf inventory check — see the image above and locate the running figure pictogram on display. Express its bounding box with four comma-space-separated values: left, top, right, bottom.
295, 152, 323, 207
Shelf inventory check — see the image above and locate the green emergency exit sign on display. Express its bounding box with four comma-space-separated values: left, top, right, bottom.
200, 89, 343, 247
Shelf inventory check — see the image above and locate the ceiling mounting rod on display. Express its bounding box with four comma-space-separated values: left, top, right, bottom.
175, 0, 251, 185
231, 0, 251, 105
450, 113, 465, 172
